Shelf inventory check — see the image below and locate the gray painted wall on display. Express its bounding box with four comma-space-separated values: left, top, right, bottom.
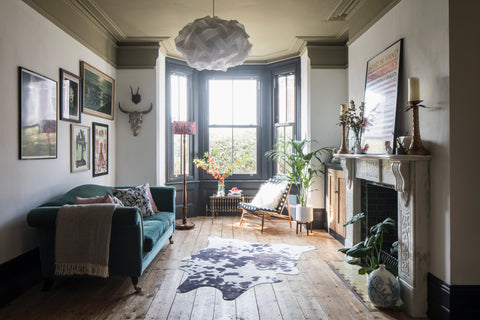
0, 0, 116, 264
348, 0, 451, 283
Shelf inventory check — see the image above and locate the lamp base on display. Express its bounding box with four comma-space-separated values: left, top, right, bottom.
175, 221, 195, 230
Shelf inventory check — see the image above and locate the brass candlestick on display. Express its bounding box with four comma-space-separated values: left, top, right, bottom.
338, 120, 350, 154
406, 100, 428, 155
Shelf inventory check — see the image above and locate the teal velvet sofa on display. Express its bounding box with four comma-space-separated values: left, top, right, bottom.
26, 184, 175, 292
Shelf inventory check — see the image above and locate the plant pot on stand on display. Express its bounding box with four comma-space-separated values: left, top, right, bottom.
295, 205, 313, 235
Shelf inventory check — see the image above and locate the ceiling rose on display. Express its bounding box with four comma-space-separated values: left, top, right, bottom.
175, 15, 253, 72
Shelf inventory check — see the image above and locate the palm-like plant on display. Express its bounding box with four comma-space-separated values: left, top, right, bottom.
266, 139, 332, 207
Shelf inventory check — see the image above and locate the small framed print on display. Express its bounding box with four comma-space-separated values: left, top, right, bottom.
81, 61, 115, 120
92, 122, 108, 177
19, 67, 57, 159
60, 69, 81, 122
70, 124, 90, 173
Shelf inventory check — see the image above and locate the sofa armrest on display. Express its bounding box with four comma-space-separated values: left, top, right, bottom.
27, 206, 142, 229
150, 186, 176, 213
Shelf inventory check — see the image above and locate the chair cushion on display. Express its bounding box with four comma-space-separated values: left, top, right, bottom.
250, 180, 289, 210
239, 202, 277, 213
143, 212, 175, 252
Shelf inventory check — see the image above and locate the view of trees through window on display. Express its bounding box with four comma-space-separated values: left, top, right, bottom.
275, 73, 296, 174
208, 79, 258, 174
170, 73, 191, 176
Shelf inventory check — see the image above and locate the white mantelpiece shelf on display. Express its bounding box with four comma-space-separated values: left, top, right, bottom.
334, 153, 431, 318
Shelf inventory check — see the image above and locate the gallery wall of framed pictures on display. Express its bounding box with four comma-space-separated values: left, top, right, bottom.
19, 60, 114, 178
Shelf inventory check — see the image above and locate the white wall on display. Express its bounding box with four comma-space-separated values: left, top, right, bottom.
0, 0, 116, 264
348, 0, 450, 282
115, 69, 157, 186
309, 69, 348, 208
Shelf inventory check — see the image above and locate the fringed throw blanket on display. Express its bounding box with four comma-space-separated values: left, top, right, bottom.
55, 204, 116, 278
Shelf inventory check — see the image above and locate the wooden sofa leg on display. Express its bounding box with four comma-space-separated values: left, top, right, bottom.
42, 277, 54, 291
131, 277, 142, 293
169, 236, 174, 244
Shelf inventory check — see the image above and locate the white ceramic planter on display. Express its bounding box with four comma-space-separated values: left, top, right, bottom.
295, 205, 313, 223
367, 264, 400, 307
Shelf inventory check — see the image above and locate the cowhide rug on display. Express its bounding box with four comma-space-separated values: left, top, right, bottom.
177, 236, 315, 300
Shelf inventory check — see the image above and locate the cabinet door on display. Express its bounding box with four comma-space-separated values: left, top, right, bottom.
336, 170, 346, 237
327, 169, 337, 232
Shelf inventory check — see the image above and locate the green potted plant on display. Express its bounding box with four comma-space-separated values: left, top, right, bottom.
339, 212, 400, 307
266, 139, 332, 222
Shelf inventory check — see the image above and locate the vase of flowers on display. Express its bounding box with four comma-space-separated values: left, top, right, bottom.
340, 100, 365, 154
194, 150, 245, 196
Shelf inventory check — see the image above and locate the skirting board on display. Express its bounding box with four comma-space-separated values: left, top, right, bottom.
0, 248, 42, 307
428, 272, 480, 320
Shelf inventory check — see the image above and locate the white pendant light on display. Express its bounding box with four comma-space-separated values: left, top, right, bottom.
175, 0, 252, 72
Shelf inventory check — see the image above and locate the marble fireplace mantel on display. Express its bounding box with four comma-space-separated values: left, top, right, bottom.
335, 153, 431, 317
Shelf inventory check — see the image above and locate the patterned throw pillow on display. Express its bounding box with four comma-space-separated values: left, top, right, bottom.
113, 184, 155, 217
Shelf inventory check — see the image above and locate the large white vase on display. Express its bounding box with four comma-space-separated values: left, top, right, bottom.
367, 264, 400, 307
295, 205, 313, 223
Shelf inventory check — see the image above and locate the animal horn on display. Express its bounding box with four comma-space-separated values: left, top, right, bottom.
118, 102, 129, 114
130, 86, 134, 96
136, 87, 140, 95
141, 103, 153, 114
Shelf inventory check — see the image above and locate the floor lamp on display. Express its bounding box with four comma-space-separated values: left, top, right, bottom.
173, 121, 196, 230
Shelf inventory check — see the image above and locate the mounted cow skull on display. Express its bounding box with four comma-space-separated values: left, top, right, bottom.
118, 102, 153, 136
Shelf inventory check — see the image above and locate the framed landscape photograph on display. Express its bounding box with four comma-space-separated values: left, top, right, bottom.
92, 122, 108, 177
361, 39, 402, 154
19, 67, 57, 159
81, 61, 114, 120
70, 124, 90, 173
60, 69, 80, 122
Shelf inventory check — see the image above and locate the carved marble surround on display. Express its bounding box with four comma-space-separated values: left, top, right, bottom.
337, 154, 431, 318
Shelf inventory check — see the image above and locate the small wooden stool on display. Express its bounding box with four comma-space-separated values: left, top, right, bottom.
296, 221, 313, 235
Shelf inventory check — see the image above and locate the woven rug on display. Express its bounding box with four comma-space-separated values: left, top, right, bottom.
177, 236, 315, 300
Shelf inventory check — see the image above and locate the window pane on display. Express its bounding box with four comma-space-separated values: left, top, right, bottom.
286, 75, 295, 123
209, 127, 233, 170
275, 125, 293, 174
209, 80, 233, 125
278, 76, 286, 123
233, 80, 257, 125
170, 74, 188, 122
233, 128, 257, 174
173, 135, 190, 176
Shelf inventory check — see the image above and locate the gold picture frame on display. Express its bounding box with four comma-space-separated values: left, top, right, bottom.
80, 61, 115, 120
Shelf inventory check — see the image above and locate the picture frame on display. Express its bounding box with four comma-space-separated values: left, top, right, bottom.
80, 61, 114, 120
19, 67, 58, 159
70, 124, 90, 173
361, 39, 402, 154
60, 68, 81, 122
92, 122, 108, 177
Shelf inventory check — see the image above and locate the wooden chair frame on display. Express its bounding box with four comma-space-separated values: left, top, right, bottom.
239, 183, 292, 233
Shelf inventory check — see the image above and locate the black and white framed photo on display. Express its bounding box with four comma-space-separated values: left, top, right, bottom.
60, 68, 80, 122
70, 124, 90, 173
19, 67, 57, 159
361, 39, 402, 154
92, 122, 108, 177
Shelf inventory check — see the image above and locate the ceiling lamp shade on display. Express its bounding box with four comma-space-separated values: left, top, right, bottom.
175, 16, 253, 72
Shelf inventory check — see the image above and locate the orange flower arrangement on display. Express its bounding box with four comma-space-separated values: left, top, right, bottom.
193, 151, 244, 186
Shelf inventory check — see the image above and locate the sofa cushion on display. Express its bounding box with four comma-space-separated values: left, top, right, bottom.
41, 184, 113, 207
76, 194, 115, 204
113, 184, 155, 217
143, 212, 175, 252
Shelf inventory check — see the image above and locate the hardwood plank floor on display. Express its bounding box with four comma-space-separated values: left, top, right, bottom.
0, 217, 417, 320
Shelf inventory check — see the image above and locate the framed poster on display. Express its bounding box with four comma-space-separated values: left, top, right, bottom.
70, 124, 90, 173
92, 122, 108, 177
81, 61, 114, 120
361, 40, 402, 154
60, 69, 81, 122
19, 67, 57, 159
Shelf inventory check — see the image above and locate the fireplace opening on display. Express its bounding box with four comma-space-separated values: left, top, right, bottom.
361, 180, 398, 271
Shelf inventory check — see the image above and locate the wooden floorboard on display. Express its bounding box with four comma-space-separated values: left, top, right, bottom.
0, 216, 417, 320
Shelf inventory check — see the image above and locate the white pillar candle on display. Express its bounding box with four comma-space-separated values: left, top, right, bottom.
408, 77, 420, 101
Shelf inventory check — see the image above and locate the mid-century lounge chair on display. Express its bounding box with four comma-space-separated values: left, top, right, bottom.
238, 178, 292, 233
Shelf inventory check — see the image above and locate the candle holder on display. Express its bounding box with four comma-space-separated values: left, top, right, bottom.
406, 100, 429, 155
337, 120, 350, 154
